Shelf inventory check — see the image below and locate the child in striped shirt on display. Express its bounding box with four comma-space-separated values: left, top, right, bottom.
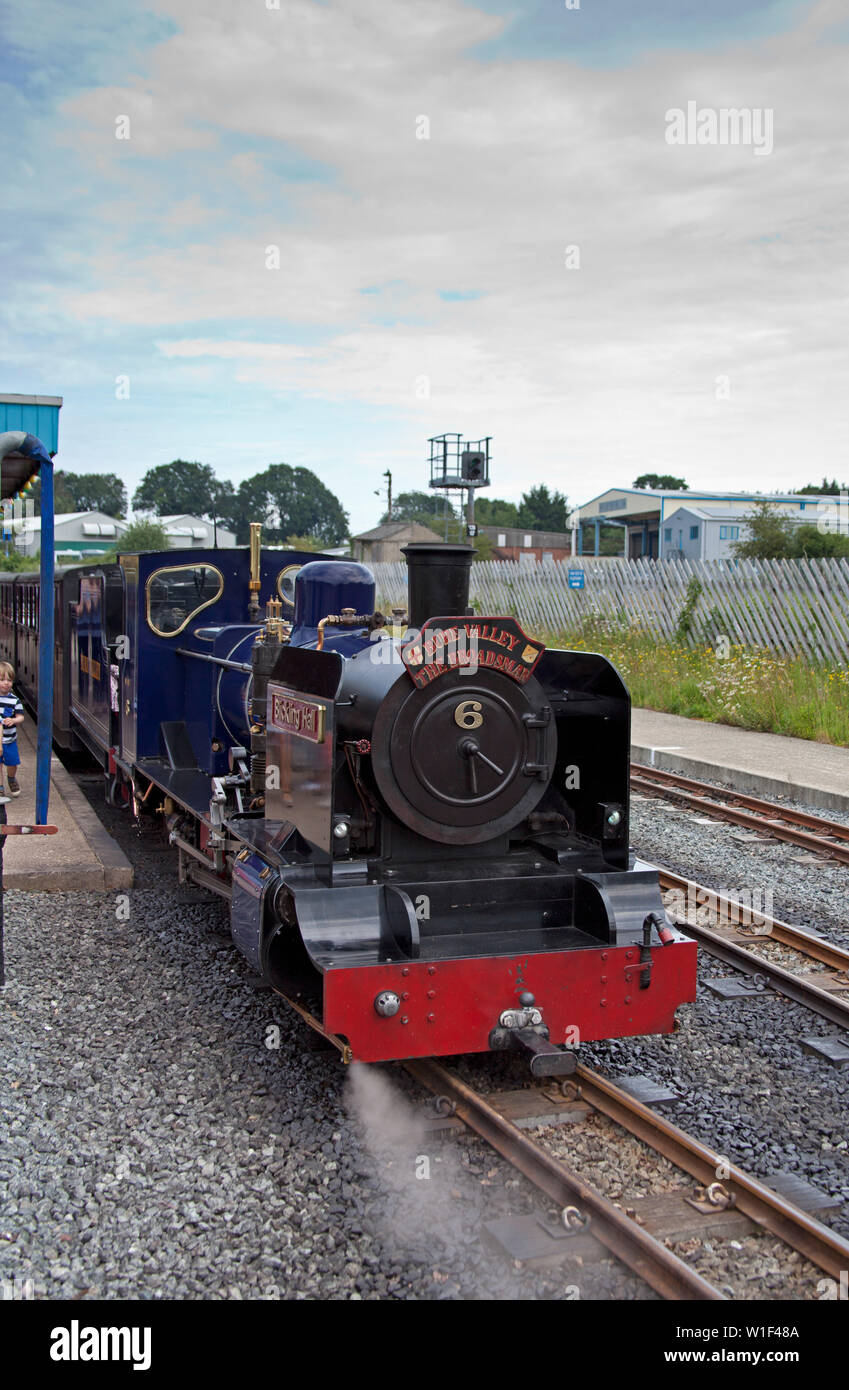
0, 661, 25, 797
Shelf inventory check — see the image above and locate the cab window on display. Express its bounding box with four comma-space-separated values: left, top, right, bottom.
145, 565, 224, 637
276, 564, 302, 613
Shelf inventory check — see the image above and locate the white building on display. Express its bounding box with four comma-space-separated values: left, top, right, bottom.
10, 510, 237, 558
158, 514, 236, 548
11, 511, 129, 557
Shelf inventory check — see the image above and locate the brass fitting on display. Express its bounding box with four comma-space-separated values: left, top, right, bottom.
316, 609, 374, 651
248, 522, 262, 620
263, 596, 288, 643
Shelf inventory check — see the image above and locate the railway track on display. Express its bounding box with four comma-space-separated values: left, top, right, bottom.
280, 958, 848, 1301
631, 763, 849, 865
404, 1058, 849, 1303
405, 1057, 720, 1300
271, 987, 720, 1299
652, 865, 849, 1029
274, 803, 849, 1300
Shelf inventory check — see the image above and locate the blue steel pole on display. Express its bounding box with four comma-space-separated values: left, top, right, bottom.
37, 455, 54, 824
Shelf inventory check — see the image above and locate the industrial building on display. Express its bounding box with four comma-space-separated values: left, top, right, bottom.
478, 525, 573, 564
158, 515, 236, 548
9, 510, 237, 559
351, 520, 443, 563
10, 511, 128, 558
571, 487, 835, 559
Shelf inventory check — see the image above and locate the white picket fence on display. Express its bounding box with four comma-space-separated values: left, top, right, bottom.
370, 557, 849, 666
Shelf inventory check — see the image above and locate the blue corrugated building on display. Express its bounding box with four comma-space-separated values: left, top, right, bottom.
0, 394, 63, 456
572, 485, 837, 559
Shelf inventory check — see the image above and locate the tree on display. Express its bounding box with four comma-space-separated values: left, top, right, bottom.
577, 522, 625, 556
65, 472, 127, 516
230, 464, 348, 546
33, 470, 127, 517
730, 501, 796, 559
132, 461, 220, 517
797, 478, 846, 496
285, 534, 322, 552
474, 496, 520, 528
381, 490, 462, 540
790, 524, 849, 559
112, 519, 171, 553
599, 524, 626, 556
633, 474, 688, 491
382, 490, 453, 525
516, 485, 569, 532
31, 470, 77, 515
471, 531, 494, 560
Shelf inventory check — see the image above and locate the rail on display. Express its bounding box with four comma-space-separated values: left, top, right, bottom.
632, 763, 849, 865
404, 1057, 724, 1300
654, 865, 849, 1029
574, 1063, 849, 1281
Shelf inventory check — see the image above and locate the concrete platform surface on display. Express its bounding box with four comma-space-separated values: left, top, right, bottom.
632, 708, 849, 813
0, 721, 132, 892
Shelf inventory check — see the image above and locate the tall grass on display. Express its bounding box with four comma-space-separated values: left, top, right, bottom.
542, 621, 849, 746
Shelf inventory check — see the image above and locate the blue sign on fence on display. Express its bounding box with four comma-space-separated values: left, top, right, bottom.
568, 569, 585, 590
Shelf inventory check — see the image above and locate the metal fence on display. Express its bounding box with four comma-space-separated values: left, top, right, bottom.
370, 557, 849, 665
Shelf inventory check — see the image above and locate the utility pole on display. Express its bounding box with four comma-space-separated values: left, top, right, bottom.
384, 470, 392, 520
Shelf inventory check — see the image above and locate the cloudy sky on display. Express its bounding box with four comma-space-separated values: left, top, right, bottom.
2, 0, 847, 532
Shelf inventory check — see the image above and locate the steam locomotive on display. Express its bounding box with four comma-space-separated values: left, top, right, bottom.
0, 539, 696, 1072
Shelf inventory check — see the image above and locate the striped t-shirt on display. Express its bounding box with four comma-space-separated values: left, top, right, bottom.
0, 692, 23, 744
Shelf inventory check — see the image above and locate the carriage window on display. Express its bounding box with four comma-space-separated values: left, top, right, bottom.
276, 564, 302, 612
145, 564, 224, 637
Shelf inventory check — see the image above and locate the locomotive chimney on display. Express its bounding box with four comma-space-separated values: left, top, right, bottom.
401, 543, 475, 627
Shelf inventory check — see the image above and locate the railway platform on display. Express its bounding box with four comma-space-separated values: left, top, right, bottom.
632, 708, 849, 814
1, 720, 132, 892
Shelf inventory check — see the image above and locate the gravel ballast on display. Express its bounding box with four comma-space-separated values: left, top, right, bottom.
0, 797, 642, 1301
586, 789, 849, 1250
1, 771, 846, 1300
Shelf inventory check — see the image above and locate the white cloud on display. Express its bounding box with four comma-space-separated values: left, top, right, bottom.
38, 0, 849, 504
